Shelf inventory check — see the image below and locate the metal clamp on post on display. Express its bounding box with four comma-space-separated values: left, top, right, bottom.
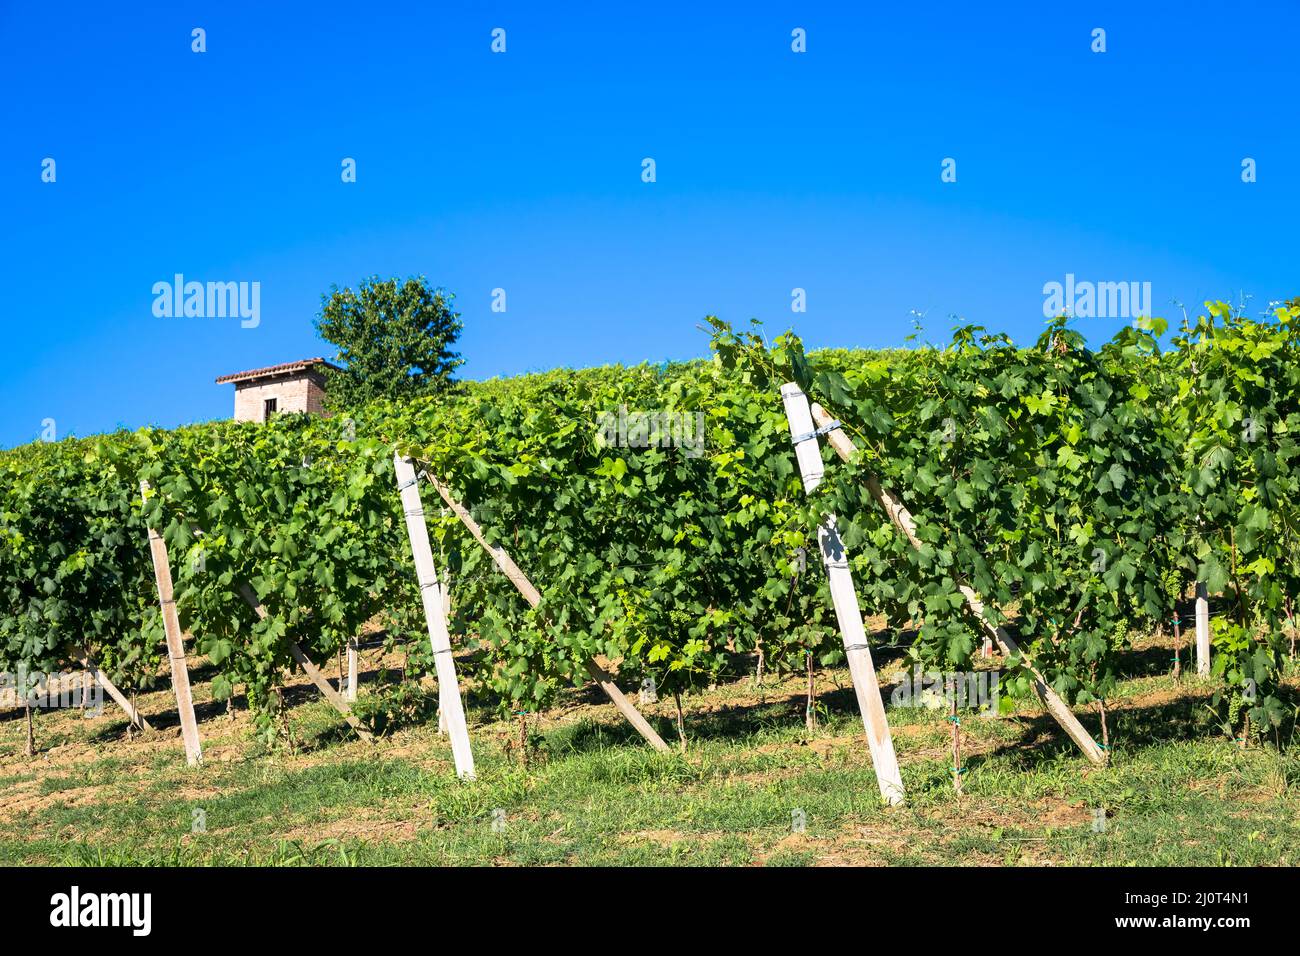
790, 419, 842, 445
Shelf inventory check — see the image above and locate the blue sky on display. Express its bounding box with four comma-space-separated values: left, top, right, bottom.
2, 1, 1296, 448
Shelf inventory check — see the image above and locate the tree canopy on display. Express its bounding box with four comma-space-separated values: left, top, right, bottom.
315, 276, 463, 409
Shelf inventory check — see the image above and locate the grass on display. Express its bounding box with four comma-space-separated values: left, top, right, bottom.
1, 629, 1298, 866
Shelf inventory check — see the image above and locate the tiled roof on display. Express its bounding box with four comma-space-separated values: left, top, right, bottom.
215, 357, 341, 385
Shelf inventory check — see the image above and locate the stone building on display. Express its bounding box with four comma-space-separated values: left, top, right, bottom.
215, 358, 339, 422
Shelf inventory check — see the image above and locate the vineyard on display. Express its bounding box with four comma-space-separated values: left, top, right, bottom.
3, 301, 1300, 864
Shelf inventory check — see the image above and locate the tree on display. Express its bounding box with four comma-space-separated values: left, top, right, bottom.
315, 276, 464, 409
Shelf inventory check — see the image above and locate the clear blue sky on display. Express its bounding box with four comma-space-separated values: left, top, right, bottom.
2, 1, 1296, 448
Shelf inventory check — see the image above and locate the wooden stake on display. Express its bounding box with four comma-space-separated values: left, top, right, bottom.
394, 454, 475, 778
140, 481, 204, 767
421, 470, 672, 753
782, 384, 906, 806
236, 584, 374, 743
71, 649, 153, 731
1172, 612, 1183, 679
24, 700, 34, 757
950, 697, 963, 796
1195, 582, 1211, 676
345, 638, 359, 703
807, 400, 1109, 767
805, 650, 816, 731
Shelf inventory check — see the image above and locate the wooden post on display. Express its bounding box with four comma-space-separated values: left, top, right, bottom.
345, 639, 359, 703
782, 384, 905, 806
235, 584, 374, 743
1195, 582, 1211, 676
395, 454, 476, 779
423, 471, 672, 753
808, 401, 1109, 767
71, 649, 152, 731
140, 481, 203, 766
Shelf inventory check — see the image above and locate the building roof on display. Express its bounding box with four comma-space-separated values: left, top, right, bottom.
215, 357, 341, 385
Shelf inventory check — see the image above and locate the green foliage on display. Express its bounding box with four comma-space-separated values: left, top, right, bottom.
349, 680, 439, 736
1170, 299, 1300, 736
315, 275, 464, 410
128, 414, 422, 734
0, 436, 162, 692
372, 355, 831, 709
1, 299, 1297, 747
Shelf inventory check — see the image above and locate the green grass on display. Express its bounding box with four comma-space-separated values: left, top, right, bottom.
2, 636, 1299, 866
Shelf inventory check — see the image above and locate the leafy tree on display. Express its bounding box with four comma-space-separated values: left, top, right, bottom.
315, 276, 464, 409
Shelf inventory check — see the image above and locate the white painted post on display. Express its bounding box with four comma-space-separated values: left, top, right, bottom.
781, 383, 905, 806
1195, 582, 1211, 676
395, 454, 476, 779
140, 481, 203, 766
437, 569, 450, 732
345, 639, 358, 703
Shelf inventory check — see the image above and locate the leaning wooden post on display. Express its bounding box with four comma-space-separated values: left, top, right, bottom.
1194, 582, 1211, 676
808, 401, 1109, 767
140, 481, 203, 766
422, 471, 672, 754
781, 384, 905, 806
395, 454, 476, 779
71, 649, 152, 731
235, 584, 374, 743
